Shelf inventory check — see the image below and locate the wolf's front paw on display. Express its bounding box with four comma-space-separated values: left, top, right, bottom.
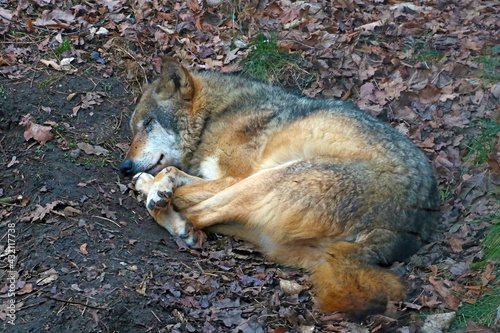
147, 189, 173, 210
133, 172, 155, 195
146, 168, 176, 212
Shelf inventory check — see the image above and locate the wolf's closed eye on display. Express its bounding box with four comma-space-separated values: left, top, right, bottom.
143, 118, 153, 128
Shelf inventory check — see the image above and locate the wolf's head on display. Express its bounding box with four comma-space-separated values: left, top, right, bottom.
119, 57, 196, 176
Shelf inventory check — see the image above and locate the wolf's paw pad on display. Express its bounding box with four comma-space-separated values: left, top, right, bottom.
146, 190, 173, 210
147, 191, 170, 210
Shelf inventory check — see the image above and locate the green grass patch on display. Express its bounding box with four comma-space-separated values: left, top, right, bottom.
413, 48, 442, 63
475, 54, 500, 84
465, 119, 500, 166
470, 213, 500, 270
451, 197, 500, 330
439, 185, 451, 201
242, 33, 298, 82
103, 82, 112, 91
455, 216, 500, 329
54, 39, 72, 54
402, 35, 442, 64
452, 287, 500, 329
482, 218, 500, 265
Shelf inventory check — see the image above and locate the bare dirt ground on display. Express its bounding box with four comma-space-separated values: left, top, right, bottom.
0, 0, 499, 332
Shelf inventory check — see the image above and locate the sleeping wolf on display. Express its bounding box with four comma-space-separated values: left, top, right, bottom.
119, 57, 439, 315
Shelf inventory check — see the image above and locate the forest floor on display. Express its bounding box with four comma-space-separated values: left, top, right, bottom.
0, 0, 499, 332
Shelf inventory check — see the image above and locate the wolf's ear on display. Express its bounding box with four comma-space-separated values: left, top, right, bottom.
156, 57, 194, 101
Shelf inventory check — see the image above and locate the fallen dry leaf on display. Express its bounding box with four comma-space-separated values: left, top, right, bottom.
481, 264, 497, 285
429, 276, 460, 310
115, 143, 130, 152
19, 114, 54, 145
421, 312, 455, 333
463, 320, 497, 333
273, 327, 286, 333
17, 283, 33, 295
77, 143, 109, 156
448, 236, 464, 252
64, 206, 82, 216
419, 84, 442, 104
136, 277, 147, 295
279, 279, 306, 295
40, 59, 61, 71
29, 201, 59, 222
36, 268, 58, 286
80, 243, 88, 255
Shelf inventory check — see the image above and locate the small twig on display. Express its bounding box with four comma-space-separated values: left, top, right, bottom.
180, 262, 192, 270
114, 110, 123, 131
92, 215, 121, 228
81, 302, 87, 316
195, 262, 218, 277
61, 223, 75, 231
0, 202, 23, 207
42, 295, 109, 311
19, 300, 47, 311
431, 68, 445, 85
282, 38, 315, 49
151, 310, 161, 323
49, 209, 66, 217
30, 69, 36, 89
56, 299, 68, 315
115, 46, 137, 60
0, 40, 41, 44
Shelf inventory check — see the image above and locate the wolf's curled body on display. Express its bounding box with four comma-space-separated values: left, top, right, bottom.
119, 57, 439, 315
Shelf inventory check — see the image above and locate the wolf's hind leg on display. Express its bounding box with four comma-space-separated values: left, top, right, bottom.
172, 176, 240, 210
150, 206, 206, 249
180, 160, 344, 243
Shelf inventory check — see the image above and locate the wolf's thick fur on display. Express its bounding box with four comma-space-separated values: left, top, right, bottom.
120, 57, 439, 315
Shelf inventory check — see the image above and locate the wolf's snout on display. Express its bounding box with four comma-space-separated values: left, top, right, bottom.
119, 159, 134, 176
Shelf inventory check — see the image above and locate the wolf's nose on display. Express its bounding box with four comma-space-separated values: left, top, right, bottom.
119, 159, 134, 175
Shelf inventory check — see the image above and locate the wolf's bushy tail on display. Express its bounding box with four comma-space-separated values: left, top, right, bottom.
311, 242, 405, 315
